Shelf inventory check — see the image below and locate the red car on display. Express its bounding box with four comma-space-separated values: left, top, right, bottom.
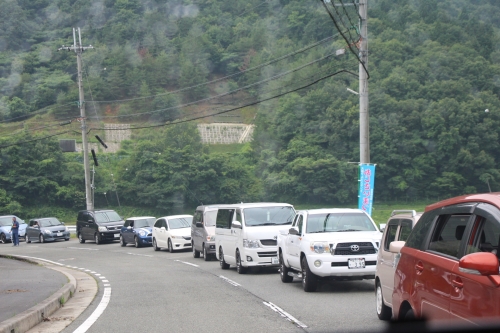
392, 193, 500, 325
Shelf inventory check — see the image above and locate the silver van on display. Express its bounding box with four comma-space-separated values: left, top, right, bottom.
191, 205, 219, 260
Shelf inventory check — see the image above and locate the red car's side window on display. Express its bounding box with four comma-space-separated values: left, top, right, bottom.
428, 214, 470, 258
466, 216, 500, 257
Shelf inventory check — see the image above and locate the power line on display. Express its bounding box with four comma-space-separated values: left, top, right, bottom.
89, 34, 338, 104
320, 0, 370, 79
88, 50, 341, 120
91, 69, 356, 132
0, 130, 70, 149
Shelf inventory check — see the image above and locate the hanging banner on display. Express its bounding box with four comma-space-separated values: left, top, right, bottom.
358, 164, 376, 216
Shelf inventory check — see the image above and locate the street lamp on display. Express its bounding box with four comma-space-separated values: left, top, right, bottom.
110, 174, 121, 207
103, 192, 109, 206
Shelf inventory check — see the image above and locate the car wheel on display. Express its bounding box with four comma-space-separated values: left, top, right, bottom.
376, 281, 392, 320
404, 308, 415, 320
168, 239, 174, 253
0, 233, 6, 244
153, 238, 159, 251
120, 235, 126, 247
301, 257, 317, 292
78, 233, 85, 243
193, 243, 200, 258
134, 236, 141, 248
279, 252, 293, 283
26, 235, 31, 244
203, 244, 210, 261
39, 234, 45, 244
236, 250, 247, 274
95, 233, 101, 245
219, 247, 230, 269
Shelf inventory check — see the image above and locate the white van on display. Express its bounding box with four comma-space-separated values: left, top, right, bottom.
215, 203, 296, 274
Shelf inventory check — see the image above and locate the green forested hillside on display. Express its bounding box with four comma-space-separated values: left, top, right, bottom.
2, 0, 500, 215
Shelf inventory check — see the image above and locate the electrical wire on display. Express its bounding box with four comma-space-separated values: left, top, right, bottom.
88, 50, 341, 120
90, 34, 339, 104
327, 1, 359, 48
320, 0, 369, 79
0, 130, 71, 149
90, 69, 356, 132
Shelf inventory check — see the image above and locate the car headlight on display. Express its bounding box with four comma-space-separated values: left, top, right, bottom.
138, 230, 147, 237
243, 239, 260, 248
64, 226, 68, 232
98, 226, 107, 232
310, 242, 330, 254
44, 229, 52, 234
207, 235, 215, 241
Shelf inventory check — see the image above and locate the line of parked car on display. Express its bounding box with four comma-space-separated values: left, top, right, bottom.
0, 215, 70, 244
4, 193, 500, 326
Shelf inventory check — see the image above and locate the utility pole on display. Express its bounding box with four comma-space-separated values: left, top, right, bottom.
59, 28, 94, 210
359, 0, 370, 164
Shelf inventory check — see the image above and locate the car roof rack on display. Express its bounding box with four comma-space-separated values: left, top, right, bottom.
390, 210, 417, 217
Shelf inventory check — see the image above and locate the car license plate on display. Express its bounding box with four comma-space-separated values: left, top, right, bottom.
114, 234, 120, 238
56, 232, 63, 236
271, 257, 279, 264
348, 258, 365, 269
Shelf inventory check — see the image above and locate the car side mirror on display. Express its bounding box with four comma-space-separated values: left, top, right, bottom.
459, 252, 499, 276
161, 227, 166, 230
196, 222, 203, 228
379, 223, 386, 232
389, 241, 405, 253
289, 228, 299, 235
232, 221, 242, 229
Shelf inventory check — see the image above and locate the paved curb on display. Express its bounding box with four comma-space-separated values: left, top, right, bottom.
0, 255, 77, 333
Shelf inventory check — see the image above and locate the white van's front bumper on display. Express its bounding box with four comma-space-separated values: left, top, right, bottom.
241, 247, 279, 267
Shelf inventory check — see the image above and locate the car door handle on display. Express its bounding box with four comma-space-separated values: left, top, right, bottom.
415, 262, 424, 274
452, 277, 463, 289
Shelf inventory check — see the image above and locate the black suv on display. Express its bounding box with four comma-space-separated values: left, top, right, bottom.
77, 210, 124, 244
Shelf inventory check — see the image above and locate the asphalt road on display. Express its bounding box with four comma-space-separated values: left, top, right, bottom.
0, 239, 389, 333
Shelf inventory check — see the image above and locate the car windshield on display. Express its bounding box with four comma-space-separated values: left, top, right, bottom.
168, 217, 192, 229
306, 213, 377, 233
39, 218, 63, 227
0, 217, 23, 226
243, 206, 295, 227
134, 218, 155, 228
95, 211, 122, 223
205, 210, 217, 226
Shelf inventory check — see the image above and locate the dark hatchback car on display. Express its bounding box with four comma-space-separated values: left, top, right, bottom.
120, 216, 155, 248
77, 209, 124, 244
392, 193, 500, 326
26, 217, 70, 243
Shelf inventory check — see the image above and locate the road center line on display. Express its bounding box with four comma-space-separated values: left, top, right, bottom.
219, 275, 241, 287
263, 302, 307, 328
126, 252, 153, 257
67, 247, 99, 251
174, 260, 199, 267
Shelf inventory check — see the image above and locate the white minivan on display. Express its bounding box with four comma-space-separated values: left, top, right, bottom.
215, 203, 296, 274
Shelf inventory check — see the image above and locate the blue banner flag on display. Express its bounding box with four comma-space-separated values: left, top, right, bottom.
358, 164, 376, 216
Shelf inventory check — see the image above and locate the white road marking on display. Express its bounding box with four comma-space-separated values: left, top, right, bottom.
263, 302, 307, 328
175, 260, 199, 267
126, 252, 153, 257
67, 247, 98, 251
14, 255, 64, 266
99, 276, 106, 279
219, 275, 241, 287
72, 287, 112, 333
102, 280, 109, 283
